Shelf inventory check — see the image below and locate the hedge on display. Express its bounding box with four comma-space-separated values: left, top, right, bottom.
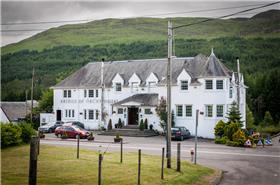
1, 122, 36, 148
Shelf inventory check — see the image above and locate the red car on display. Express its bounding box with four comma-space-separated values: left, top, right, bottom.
55, 125, 89, 139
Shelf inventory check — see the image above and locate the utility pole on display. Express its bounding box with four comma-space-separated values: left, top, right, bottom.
25, 90, 28, 116
194, 109, 199, 164
166, 20, 173, 168
30, 66, 35, 123
101, 60, 105, 126
236, 57, 240, 111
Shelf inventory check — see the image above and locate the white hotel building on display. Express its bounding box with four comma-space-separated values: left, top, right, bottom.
51, 51, 246, 138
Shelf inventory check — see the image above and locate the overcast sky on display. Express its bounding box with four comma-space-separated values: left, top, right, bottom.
1, 1, 279, 46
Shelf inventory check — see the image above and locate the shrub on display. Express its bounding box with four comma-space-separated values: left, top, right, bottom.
232, 129, 246, 146
149, 124, 153, 130
226, 140, 241, 147
224, 122, 240, 141
256, 125, 280, 136
139, 119, 145, 131
214, 136, 229, 144
117, 118, 123, 128
108, 119, 112, 130
214, 120, 226, 137
1, 123, 22, 148
144, 119, 148, 130
18, 123, 36, 143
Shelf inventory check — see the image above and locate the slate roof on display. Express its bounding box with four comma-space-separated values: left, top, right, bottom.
1, 101, 38, 122
113, 94, 158, 107
53, 52, 231, 89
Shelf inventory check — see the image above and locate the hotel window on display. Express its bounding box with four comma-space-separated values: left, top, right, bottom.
216, 80, 223, 90
205, 105, 213, 117
132, 82, 138, 92
72, 110, 75, 117
88, 90, 94, 97
63, 90, 67, 98
118, 108, 123, 114
176, 105, 183, 117
229, 87, 233, 98
216, 105, 224, 117
181, 80, 188, 90
185, 105, 192, 117
144, 108, 152, 114
84, 90, 87, 98
67, 90, 71, 98
65, 110, 68, 117
88, 110, 94, 120
116, 83, 122, 92
205, 80, 213, 90
148, 81, 156, 88
96, 90, 99, 97
84, 110, 87, 119
68, 110, 71, 117
95, 110, 99, 120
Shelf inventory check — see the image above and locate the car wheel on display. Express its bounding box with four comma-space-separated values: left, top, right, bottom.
180, 136, 184, 141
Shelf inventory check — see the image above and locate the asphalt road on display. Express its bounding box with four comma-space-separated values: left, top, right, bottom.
41, 134, 280, 185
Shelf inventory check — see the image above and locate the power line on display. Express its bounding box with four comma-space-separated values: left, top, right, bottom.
173, 1, 280, 29
0, 2, 272, 26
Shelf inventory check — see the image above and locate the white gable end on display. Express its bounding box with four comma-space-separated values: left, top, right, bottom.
177, 69, 191, 85
146, 72, 159, 84
112, 73, 124, 85
129, 73, 141, 85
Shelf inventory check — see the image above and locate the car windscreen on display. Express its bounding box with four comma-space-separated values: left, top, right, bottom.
171, 128, 180, 133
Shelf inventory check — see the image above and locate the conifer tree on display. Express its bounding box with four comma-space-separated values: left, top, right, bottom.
226, 101, 242, 126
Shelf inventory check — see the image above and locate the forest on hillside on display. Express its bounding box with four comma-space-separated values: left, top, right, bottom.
1, 37, 280, 124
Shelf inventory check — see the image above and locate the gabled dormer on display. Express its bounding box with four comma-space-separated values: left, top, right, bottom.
177, 69, 191, 91
129, 73, 141, 92
112, 73, 124, 92
146, 72, 159, 87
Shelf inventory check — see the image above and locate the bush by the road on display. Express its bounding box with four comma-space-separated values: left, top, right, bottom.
1, 122, 36, 148
214, 136, 229, 144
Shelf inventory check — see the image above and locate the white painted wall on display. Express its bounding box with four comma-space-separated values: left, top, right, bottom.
52, 71, 246, 138
0, 108, 10, 123
40, 113, 55, 126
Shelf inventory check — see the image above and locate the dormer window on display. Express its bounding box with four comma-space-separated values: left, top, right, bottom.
180, 80, 188, 90
205, 80, 213, 90
131, 82, 139, 92
216, 80, 223, 90
116, 83, 122, 92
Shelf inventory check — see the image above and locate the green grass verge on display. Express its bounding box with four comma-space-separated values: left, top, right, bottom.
1, 145, 216, 185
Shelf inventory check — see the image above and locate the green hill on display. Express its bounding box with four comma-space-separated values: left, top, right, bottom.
2, 10, 280, 55
1, 10, 280, 123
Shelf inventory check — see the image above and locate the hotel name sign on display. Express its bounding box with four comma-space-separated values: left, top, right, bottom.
60, 99, 118, 104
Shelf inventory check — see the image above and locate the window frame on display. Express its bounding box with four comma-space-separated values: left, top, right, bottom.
205, 80, 213, 90
117, 108, 123, 114
216, 105, 224, 117
144, 108, 152, 115
185, 105, 192, 117
88, 110, 94, 120
67, 90, 71, 98
205, 105, 213, 117
63, 90, 67, 98
115, 83, 122, 92
180, 80, 188, 91
176, 105, 183, 117
88, 90, 94, 98
216, 80, 224, 90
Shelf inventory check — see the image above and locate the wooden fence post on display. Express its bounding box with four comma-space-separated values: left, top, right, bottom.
77, 134, 80, 159
161, 147, 164, 179
177, 143, 181, 172
138, 149, 141, 185
98, 154, 102, 185
29, 136, 38, 185
120, 139, 123, 163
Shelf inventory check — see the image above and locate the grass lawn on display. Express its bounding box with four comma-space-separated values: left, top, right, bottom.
1, 144, 219, 185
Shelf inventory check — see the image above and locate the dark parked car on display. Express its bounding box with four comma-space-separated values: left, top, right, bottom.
38, 122, 55, 133
64, 121, 85, 129
55, 125, 89, 139
171, 127, 191, 141
49, 121, 64, 133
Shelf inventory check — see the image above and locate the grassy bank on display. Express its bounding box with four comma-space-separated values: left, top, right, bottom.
1, 145, 217, 185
